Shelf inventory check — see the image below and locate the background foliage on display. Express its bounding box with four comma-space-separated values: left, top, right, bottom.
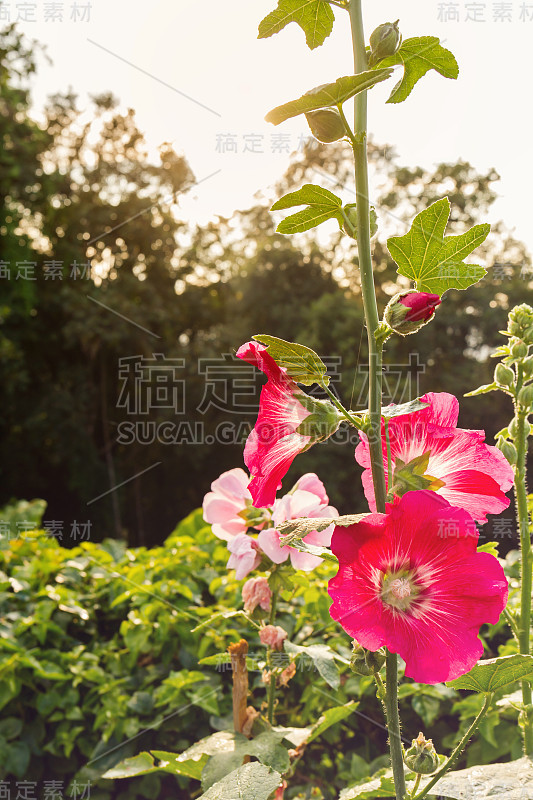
0, 24, 531, 547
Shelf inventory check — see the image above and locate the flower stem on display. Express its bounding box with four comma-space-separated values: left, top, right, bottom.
513, 364, 533, 754
410, 774, 421, 798
322, 382, 363, 428
347, 0, 387, 515
412, 694, 493, 800
348, 3, 399, 796
266, 589, 279, 724
384, 649, 407, 799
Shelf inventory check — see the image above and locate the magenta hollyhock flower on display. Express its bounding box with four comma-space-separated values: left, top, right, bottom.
237, 341, 341, 507
355, 392, 514, 523
226, 533, 261, 580
328, 491, 508, 684
258, 484, 338, 571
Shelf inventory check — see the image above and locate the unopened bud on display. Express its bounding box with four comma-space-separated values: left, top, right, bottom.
350, 641, 386, 676
494, 363, 514, 387
304, 108, 345, 144
518, 384, 533, 409
341, 204, 378, 240
383, 290, 441, 336
403, 732, 440, 775
368, 20, 401, 66
508, 304, 533, 339
522, 357, 533, 378
496, 438, 517, 465
511, 341, 528, 359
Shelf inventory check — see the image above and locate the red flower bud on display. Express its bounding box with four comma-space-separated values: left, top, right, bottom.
383, 290, 441, 335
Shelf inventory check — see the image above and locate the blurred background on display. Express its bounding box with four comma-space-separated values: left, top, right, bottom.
1, 2, 532, 549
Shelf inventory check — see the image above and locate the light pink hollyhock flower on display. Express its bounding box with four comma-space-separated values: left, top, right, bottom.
355, 391, 514, 523
292, 472, 329, 505
226, 534, 261, 580
202, 468, 261, 541
242, 576, 272, 613
328, 491, 508, 684
259, 624, 287, 651
236, 341, 341, 508
258, 487, 338, 572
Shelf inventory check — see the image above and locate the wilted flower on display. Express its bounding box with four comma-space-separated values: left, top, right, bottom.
242, 576, 272, 613
259, 624, 288, 651
227, 534, 261, 580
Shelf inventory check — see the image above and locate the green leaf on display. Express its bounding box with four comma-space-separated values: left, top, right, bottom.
447, 654, 533, 693
377, 36, 459, 103
271, 184, 343, 234
477, 541, 499, 557
265, 70, 393, 125
198, 762, 282, 800
282, 538, 338, 564
0, 717, 23, 740
381, 398, 429, 418
258, 0, 334, 50
464, 382, 499, 397
201, 731, 290, 790
278, 513, 367, 545
276, 206, 342, 234
271, 184, 342, 212
339, 770, 397, 799
285, 642, 340, 689
387, 198, 490, 295
102, 751, 207, 780
252, 334, 329, 386
307, 701, 358, 743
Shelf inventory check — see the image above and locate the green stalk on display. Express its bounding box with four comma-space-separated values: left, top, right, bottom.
513, 364, 533, 754
384, 649, 407, 799
347, 0, 387, 514
412, 694, 493, 800
348, 3, 402, 796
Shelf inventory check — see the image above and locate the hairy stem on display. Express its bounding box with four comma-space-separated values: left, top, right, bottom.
413, 694, 493, 800
266, 589, 279, 724
347, 0, 386, 513
514, 364, 533, 754
348, 3, 401, 796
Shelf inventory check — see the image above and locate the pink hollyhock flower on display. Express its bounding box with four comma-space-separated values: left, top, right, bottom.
202, 467, 268, 541
259, 624, 287, 651
226, 534, 261, 580
236, 341, 341, 507
242, 576, 272, 613
291, 472, 329, 505
328, 491, 508, 684
258, 487, 338, 571
355, 392, 514, 523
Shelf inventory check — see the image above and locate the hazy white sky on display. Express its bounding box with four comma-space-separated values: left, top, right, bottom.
14, 0, 533, 255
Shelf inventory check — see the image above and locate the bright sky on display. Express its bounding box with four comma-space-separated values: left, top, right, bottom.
15, 0, 533, 255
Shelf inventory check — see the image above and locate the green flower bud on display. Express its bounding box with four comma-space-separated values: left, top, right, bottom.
518, 384, 533, 409
341, 204, 378, 240
496, 438, 517, 466
368, 20, 401, 66
509, 417, 519, 439
349, 641, 386, 676
403, 733, 440, 775
494, 363, 514, 387
508, 304, 533, 339
511, 341, 528, 359
524, 325, 533, 344
523, 357, 533, 378
304, 108, 345, 144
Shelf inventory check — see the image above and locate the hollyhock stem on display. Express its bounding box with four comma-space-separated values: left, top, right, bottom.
348, 3, 400, 796
322, 382, 363, 428
412, 694, 493, 800
348, 0, 387, 515
513, 365, 533, 754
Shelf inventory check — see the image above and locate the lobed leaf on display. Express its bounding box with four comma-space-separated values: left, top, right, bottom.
198, 762, 282, 800
447, 654, 533, 693
387, 197, 490, 295
377, 36, 459, 103
285, 641, 340, 689
265, 70, 393, 125
258, 0, 334, 50
278, 513, 368, 545
253, 334, 329, 386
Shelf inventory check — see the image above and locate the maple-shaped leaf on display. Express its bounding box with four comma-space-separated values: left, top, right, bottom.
377, 36, 458, 103
387, 198, 490, 295
258, 0, 335, 50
